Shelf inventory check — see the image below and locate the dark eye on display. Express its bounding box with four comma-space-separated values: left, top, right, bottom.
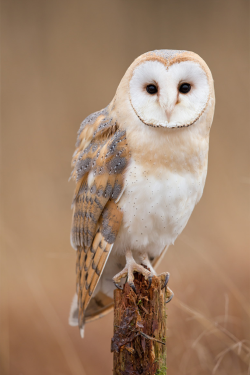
179, 83, 191, 94
146, 84, 158, 94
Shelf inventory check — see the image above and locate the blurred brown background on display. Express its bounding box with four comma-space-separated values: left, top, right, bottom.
1, 0, 249, 374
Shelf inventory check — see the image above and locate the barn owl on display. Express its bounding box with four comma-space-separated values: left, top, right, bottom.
69, 50, 215, 337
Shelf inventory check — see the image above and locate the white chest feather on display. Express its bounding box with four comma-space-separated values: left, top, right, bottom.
114, 158, 207, 258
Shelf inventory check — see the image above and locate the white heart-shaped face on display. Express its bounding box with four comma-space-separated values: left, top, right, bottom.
129, 60, 210, 128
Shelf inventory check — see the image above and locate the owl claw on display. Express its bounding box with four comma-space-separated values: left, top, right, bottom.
166, 288, 174, 303
161, 273, 170, 290
129, 282, 136, 293
114, 282, 123, 290
147, 276, 152, 289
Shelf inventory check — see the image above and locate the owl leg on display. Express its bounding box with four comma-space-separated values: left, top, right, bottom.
138, 252, 157, 274
113, 249, 152, 292
138, 252, 156, 289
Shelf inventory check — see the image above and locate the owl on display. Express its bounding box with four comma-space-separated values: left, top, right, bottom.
69, 50, 215, 337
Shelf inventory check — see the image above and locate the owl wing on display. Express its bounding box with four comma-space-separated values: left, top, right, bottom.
70, 107, 129, 330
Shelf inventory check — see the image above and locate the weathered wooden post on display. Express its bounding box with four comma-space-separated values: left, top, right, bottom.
111, 272, 171, 374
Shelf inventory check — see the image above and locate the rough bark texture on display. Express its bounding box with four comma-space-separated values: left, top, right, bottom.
111, 272, 169, 375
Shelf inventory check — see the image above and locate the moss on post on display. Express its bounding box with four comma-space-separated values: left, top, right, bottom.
111, 272, 168, 375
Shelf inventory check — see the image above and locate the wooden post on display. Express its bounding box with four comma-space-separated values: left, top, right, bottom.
111, 272, 169, 375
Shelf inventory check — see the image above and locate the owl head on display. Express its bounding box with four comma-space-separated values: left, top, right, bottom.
113, 50, 215, 130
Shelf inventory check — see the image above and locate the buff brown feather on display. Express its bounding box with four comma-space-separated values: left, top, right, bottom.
71, 107, 129, 330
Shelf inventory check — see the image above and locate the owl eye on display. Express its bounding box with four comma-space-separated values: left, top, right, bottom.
179, 83, 191, 94
146, 84, 158, 94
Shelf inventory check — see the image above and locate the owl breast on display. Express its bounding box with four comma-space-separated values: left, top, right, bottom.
113, 157, 208, 258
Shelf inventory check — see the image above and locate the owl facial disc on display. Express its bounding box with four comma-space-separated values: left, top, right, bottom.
129, 60, 210, 129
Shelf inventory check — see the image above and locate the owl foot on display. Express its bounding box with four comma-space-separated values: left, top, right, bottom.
113, 249, 152, 292
113, 251, 174, 302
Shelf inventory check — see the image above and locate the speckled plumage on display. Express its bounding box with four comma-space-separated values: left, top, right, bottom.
69, 49, 215, 335
70, 110, 130, 329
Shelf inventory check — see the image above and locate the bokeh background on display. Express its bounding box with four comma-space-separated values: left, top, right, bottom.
1, 0, 249, 374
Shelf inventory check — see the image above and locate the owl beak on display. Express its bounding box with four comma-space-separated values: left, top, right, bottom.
160, 89, 177, 122
165, 97, 177, 122
165, 109, 173, 122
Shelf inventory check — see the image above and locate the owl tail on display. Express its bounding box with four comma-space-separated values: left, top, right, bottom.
68, 293, 85, 338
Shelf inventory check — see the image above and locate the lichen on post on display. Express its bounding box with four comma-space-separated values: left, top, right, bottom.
111, 272, 169, 375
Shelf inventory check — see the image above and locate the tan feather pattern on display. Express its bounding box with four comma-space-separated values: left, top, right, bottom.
71, 107, 129, 329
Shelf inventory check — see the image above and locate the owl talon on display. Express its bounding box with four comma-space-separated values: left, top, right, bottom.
161, 273, 170, 290
166, 287, 174, 303
129, 282, 137, 293
147, 276, 152, 289
114, 282, 123, 290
